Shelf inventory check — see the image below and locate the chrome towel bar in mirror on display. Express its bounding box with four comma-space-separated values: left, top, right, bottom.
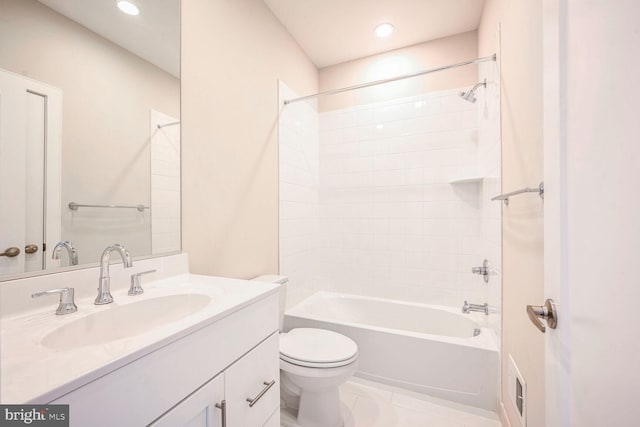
68, 202, 149, 212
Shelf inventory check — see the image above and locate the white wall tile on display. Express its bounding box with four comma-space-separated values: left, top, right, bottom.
151, 110, 181, 255
278, 82, 320, 309
280, 85, 501, 343
317, 89, 490, 311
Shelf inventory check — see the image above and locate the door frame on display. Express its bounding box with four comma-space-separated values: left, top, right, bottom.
542, 1, 569, 425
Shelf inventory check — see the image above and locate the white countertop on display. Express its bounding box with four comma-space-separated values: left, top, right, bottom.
0, 273, 279, 403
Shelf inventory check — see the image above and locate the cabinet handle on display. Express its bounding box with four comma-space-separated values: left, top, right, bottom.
246, 380, 276, 408
214, 400, 226, 427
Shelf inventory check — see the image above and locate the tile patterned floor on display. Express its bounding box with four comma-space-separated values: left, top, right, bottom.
282, 378, 501, 427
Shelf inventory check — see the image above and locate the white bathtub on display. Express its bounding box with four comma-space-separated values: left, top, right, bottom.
283, 292, 499, 410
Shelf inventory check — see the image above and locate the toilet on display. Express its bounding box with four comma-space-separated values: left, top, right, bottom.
252, 275, 359, 427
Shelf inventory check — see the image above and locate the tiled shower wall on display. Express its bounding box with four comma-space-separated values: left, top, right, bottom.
279, 77, 501, 324
317, 89, 486, 307
278, 82, 319, 309
151, 110, 181, 255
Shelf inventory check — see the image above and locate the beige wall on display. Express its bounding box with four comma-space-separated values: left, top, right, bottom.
318, 31, 478, 112
181, 0, 318, 279
479, 1, 545, 426
0, 0, 180, 263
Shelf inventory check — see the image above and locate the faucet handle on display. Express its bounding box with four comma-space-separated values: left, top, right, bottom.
32, 287, 77, 315
129, 269, 156, 296
471, 259, 490, 283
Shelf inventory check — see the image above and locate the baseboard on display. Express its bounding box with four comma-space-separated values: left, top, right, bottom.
499, 401, 512, 427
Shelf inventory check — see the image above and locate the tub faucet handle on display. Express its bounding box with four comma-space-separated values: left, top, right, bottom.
462, 300, 470, 313
471, 259, 490, 283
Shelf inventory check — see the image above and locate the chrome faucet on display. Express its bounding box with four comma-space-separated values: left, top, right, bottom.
52, 240, 79, 266
96, 244, 133, 305
462, 301, 489, 315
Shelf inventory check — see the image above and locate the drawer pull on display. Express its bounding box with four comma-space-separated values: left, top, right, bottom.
246, 380, 276, 407
214, 400, 226, 427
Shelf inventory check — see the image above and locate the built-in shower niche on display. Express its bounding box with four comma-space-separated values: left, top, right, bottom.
317, 88, 486, 308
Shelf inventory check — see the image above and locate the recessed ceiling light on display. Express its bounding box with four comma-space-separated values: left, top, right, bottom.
375, 23, 394, 38
117, 1, 140, 16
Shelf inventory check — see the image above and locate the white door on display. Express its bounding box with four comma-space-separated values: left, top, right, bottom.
0, 69, 61, 275
543, 1, 640, 425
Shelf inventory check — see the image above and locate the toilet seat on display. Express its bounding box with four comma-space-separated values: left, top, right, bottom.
280, 328, 358, 368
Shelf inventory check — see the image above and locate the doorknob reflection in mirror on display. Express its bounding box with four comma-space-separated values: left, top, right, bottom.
25, 244, 38, 254
0, 247, 20, 257
526, 299, 558, 333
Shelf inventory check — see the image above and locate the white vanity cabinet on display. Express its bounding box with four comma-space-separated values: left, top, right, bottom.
151, 333, 280, 427
48, 290, 280, 427
151, 373, 225, 427
224, 332, 280, 426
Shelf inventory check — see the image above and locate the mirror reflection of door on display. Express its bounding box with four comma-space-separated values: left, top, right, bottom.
0, 69, 61, 275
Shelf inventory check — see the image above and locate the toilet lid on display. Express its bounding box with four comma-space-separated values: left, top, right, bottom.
280, 328, 358, 367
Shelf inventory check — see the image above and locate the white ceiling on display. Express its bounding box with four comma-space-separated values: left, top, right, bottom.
264, 0, 485, 68
38, 0, 180, 78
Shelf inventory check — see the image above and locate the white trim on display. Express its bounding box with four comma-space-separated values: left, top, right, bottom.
499, 401, 512, 427
542, 1, 569, 426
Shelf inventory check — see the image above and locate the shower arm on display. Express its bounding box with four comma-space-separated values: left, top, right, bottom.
469, 79, 487, 92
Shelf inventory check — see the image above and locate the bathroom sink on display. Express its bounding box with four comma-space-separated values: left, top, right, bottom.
41, 294, 211, 350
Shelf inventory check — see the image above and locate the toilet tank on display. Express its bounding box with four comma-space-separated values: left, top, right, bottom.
252, 275, 288, 330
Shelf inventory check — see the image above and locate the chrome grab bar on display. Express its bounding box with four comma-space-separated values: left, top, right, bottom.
246, 380, 276, 407
491, 182, 544, 205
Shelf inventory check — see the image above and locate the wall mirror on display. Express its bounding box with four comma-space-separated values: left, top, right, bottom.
0, 0, 181, 279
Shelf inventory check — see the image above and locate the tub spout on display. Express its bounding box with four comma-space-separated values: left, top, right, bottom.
462, 301, 489, 315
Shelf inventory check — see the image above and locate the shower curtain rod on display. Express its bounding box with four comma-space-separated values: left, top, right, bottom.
157, 121, 180, 129
283, 54, 497, 105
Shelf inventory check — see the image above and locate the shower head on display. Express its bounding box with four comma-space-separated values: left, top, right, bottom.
459, 79, 487, 103
459, 89, 477, 103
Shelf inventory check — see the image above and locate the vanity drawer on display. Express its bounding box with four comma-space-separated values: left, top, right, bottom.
225, 332, 279, 426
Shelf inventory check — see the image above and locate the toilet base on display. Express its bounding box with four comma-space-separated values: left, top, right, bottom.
280, 359, 357, 427
281, 374, 343, 427
297, 388, 343, 427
